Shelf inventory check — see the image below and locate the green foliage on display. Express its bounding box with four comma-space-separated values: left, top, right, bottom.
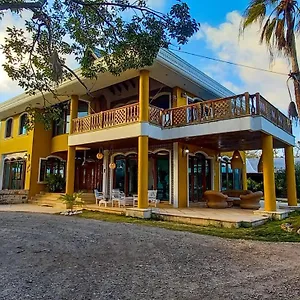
59, 192, 83, 210
247, 177, 263, 192
25, 101, 69, 131
241, 0, 299, 58
45, 173, 66, 192
0, 0, 199, 95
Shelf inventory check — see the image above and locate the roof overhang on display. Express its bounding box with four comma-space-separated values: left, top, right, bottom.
0, 49, 233, 120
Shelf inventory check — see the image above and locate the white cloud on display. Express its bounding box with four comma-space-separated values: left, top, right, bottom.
197, 11, 294, 112
0, 12, 30, 101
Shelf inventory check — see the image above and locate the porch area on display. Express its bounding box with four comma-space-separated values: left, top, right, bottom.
83, 202, 274, 228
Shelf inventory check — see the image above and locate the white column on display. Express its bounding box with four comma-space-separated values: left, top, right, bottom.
102, 150, 109, 196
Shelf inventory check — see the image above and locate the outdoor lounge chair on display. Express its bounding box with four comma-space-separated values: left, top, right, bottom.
204, 190, 229, 209
223, 190, 253, 206
240, 191, 263, 210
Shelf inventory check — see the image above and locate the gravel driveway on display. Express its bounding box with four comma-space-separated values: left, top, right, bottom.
0, 212, 299, 300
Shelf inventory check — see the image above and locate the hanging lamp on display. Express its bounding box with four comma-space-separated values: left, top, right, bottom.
96, 148, 103, 160
231, 150, 243, 169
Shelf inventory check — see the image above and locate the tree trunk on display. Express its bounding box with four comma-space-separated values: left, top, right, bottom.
290, 33, 300, 116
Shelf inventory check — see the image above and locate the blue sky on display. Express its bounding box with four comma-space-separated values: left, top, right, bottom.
0, 0, 298, 140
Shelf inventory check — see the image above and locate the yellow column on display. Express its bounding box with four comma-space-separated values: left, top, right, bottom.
262, 135, 276, 211
241, 151, 248, 190
285, 145, 298, 206
139, 70, 149, 122
69, 94, 79, 134
214, 159, 220, 192
66, 146, 76, 195
66, 95, 78, 195
178, 143, 188, 208
173, 87, 187, 107
138, 136, 149, 208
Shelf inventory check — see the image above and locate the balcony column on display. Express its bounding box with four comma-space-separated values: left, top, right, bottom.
139, 70, 149, 122
69, 95, 79, 134
137, 70, 150, 208
285, 145, 298, 206
241, 151, 248, 190
66, 95, 78, 195
138, 136, 149, 208
262, 135, 276, 211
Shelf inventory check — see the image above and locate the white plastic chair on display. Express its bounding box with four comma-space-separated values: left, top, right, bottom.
148, 190, 159, 207
133, 190, 159, 207
94, 189, 111, 207
111, 189, 125, 207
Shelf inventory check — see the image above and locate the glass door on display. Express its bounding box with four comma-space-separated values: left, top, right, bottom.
156, 156, 169, 201
189, 154, 211, 203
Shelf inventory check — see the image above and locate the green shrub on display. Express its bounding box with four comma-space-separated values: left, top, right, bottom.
45, 174, 66, 192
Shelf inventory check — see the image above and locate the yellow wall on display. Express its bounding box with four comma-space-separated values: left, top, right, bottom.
0, 114, 34, 191
172, 87, 196, 107
28, 122, 52, 197
51, 134, 68, 153
0, 113, 56, 197
177, 143, 219, 207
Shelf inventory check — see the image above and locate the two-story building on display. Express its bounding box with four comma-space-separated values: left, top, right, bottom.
0, 49, 297, 213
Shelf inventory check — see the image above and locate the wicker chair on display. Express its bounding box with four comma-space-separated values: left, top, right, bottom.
240, 191, 263, 210
204, 191, 229, 209
223, 190, 253, 206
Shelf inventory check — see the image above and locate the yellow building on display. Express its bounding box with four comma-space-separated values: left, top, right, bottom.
0, 49, 297, 212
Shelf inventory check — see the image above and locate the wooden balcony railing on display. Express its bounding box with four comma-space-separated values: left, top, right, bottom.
72, 93, 292, 135
160, 93, 292, 134
72, 103, 139, 134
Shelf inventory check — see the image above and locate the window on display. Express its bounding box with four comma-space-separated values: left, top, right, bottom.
38, 157, 66, 182
2, 158, 26, 190
52, 100, 89, 136
19, 114, 27, 135
5, 118, 13, 138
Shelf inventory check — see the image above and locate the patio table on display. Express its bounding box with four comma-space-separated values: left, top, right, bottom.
113, 197, 134, 208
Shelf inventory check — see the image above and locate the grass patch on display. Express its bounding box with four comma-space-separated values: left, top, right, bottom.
76, 210, 300, 242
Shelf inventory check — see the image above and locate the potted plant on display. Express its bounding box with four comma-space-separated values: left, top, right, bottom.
59, 192, 83, 212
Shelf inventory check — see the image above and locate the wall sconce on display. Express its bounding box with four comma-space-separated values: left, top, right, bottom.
23, 153, 30, 161
182, 146, 190, 157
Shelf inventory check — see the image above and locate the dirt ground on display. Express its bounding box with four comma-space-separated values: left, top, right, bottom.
0, 212, 299, 300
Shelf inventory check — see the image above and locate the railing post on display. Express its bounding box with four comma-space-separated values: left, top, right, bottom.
245, 92, 250, 114
255, 92, 260, 115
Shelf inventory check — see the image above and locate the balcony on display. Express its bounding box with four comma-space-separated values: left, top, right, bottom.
71, 93, 292, 135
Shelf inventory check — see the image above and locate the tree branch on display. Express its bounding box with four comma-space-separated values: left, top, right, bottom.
0, 0, 46, 11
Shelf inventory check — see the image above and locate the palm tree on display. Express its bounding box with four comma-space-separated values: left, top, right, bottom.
241, 0, 300, 118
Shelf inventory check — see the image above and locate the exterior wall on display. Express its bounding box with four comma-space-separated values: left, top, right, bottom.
51, 134, 68, 153
172, 86, 196, 107
174, 142, 218, 208
0, 114, 53, 198
0, 114, 33, 191
29, 122, 52, 197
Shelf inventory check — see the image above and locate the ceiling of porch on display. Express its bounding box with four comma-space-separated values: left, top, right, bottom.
181, 131, 287, 152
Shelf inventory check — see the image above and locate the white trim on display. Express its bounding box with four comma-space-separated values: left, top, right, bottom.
173, 143, 179, 208
102, 150, 109, 195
